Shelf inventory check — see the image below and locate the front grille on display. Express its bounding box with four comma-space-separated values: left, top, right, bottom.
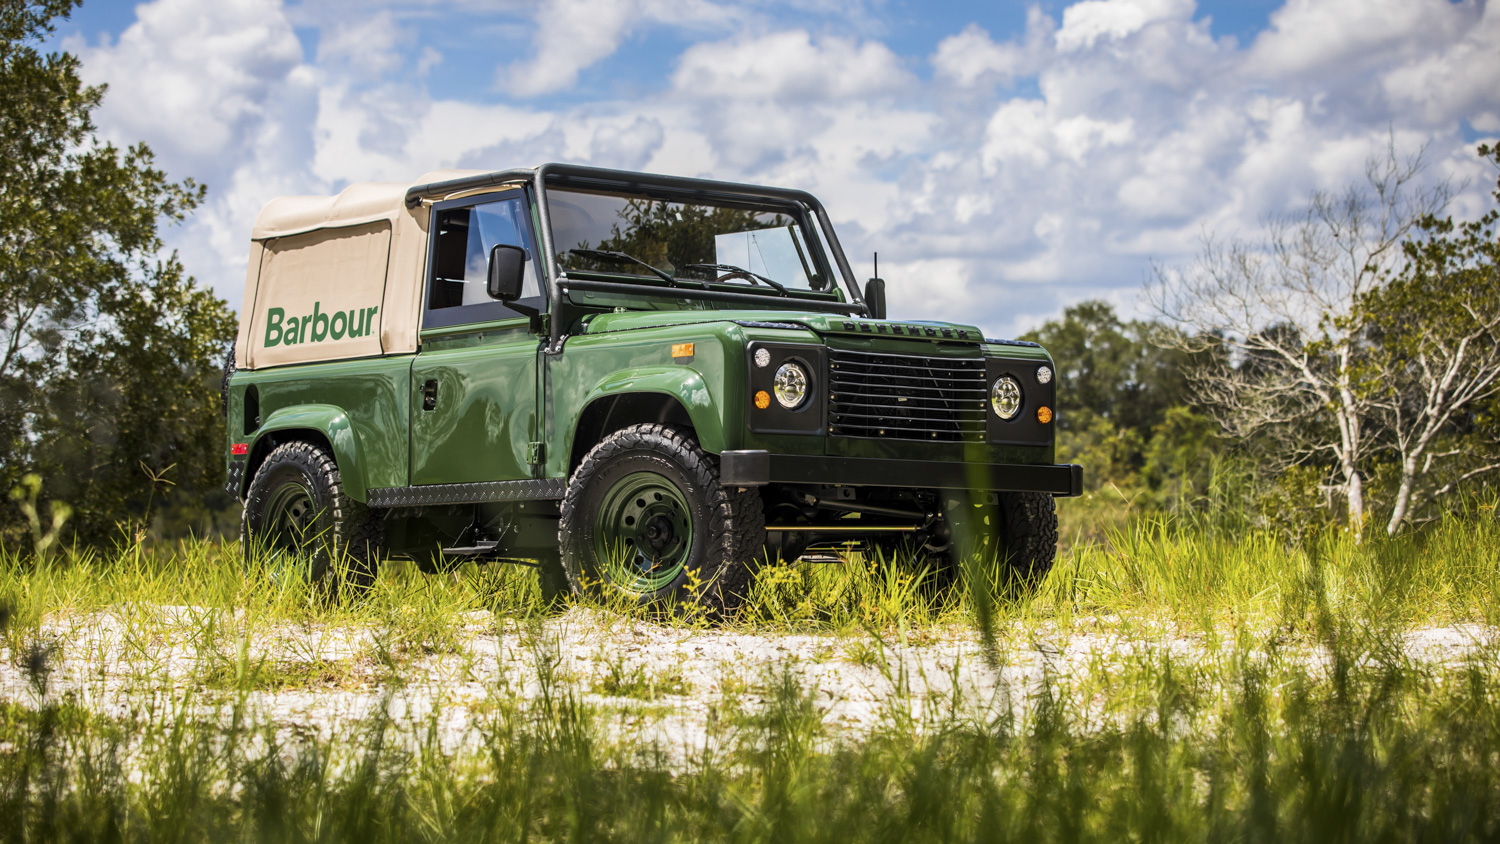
827, 347, 986, 441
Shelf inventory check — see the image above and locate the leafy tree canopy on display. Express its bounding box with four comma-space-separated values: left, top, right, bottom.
0, 0, 236, 546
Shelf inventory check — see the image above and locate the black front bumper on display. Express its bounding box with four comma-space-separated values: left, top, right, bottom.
719, 451, 1083, 497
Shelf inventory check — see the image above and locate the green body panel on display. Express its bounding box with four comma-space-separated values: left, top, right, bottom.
228, 357, 413, 501
226, 308, 1060, 498
543, 321, 749, 479
410, 322, 539, 484
256, 405, 362, 498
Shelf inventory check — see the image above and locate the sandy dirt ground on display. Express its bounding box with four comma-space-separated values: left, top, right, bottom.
3, 606, 1496, 760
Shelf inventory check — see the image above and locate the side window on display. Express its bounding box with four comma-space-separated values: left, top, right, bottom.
425, 194, 542, 327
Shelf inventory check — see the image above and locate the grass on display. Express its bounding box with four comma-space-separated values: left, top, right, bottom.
2, 501, 1499, 841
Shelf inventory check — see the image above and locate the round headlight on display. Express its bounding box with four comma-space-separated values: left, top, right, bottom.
991, 375, 1022, 420
1036, 365, 1052, 385
773, 362, 809, 409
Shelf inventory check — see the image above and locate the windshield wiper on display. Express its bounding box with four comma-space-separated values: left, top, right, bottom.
567, 249, 704, 288
682, 263, 790, 295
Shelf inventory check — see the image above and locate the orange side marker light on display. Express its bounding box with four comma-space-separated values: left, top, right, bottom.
671, 342, 695, 360
1037, 406, 1053, 424
754, 390, 771, 410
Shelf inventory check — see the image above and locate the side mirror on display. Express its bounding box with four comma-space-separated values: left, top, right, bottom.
864, 277, 887, 320
486, 244, 527, 301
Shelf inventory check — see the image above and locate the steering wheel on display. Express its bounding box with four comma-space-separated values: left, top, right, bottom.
714, 269, 764, 286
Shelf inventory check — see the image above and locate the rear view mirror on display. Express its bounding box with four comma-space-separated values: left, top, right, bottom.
486, 244, 527, 301
864, 276, 887, 320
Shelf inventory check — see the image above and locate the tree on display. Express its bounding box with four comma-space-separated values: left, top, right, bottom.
1365, 144, 1500, 533
1150, 145, 1448, 537
1020, 301, 1217, 491
0, 0, 235, 545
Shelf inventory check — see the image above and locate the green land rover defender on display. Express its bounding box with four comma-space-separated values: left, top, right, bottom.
223, 164, 1082, 611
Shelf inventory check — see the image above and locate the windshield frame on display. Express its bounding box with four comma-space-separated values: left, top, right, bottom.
536, 167, 861, 304
545, 185, 834, 295
404, 163, 869, 347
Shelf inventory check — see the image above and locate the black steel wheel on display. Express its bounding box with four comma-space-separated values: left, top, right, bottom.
558, 424, 764, 615
241, 441, 383, 594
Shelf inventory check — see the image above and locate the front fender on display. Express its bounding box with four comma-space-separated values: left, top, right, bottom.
250, 404, 368, 502
580, 366, 730, 452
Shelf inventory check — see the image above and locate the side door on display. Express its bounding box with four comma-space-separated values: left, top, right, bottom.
410, 190, 547, 485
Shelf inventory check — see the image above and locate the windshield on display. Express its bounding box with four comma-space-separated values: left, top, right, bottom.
545, 187, 836, 293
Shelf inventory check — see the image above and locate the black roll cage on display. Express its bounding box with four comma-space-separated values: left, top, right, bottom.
405, 163, 869, 349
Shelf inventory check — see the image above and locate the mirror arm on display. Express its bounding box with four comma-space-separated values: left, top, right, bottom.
505, 300, 545, 334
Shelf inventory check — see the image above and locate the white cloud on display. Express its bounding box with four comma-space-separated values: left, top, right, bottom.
71, 0, 314, 311
1248, 0, 1472, 79
671, 30, 913, 102
932, 23, 1027, 87
982, 99, 1052, 170
315, 11, 405, 76
588, 117, 667, 170
72, 0, 304, 175
1054, 0, 1194, 52
69, 0, 1500, 340
501, 0, 737, 97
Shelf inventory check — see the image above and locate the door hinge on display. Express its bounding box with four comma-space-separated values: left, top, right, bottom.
528, 442, 545, 467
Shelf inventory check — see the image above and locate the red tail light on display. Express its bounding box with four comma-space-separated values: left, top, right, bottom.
230, 443, 249, 456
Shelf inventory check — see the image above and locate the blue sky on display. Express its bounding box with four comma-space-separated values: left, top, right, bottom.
54, 0, 1499, 337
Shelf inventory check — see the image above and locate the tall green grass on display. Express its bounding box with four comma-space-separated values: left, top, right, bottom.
1, 502, 1497, 648
2, 503, 1498, 842
4, 613, 1499, 841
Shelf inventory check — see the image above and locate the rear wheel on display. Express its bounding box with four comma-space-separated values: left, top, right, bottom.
558, 424, 763, 615
241, 441, 383, 594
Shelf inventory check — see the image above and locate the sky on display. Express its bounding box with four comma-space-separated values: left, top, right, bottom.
51, 0, 1500, 339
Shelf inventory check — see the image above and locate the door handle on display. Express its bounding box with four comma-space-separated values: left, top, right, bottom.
422, 379, 438, 411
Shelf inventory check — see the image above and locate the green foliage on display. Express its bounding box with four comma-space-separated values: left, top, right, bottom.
1357, 143, 1500, 530
1020, 301, 1226, 513
6, 472, 69, 560
0, 0, 234, 544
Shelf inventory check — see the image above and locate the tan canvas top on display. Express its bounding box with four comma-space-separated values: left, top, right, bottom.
235, 170, 512, 370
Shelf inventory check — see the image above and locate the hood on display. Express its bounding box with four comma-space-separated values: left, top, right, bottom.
580, 309, 987, 343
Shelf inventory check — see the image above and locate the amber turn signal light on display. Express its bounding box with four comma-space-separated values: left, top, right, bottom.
753, 390, 771, 409
671, 342, 695, 360
1037, 406, 1053, 424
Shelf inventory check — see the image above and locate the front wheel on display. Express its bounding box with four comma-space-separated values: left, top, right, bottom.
558, 424, 764, 615
939, 491, 1058, 590
241, 441, 383, 594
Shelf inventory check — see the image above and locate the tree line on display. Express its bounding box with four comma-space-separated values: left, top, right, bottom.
0, 0, 235, 550
1033, 144, 1500, 538
0, 0, 1495, 551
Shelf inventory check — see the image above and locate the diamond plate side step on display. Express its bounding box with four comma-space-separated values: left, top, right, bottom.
366, 478, 567, 508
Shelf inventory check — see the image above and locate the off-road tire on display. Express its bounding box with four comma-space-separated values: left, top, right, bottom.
558, 424, 764, 616
940, 490, 1057, 590
241, 441, 383, 595
996, 491, 1058, 582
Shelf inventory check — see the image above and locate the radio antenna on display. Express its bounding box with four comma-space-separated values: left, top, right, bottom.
874, 251, 879, 278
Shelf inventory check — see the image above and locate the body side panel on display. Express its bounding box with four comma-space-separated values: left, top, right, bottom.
410, 326, 540, 484
543, 324, 748, 479
229, 357, 413, 500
